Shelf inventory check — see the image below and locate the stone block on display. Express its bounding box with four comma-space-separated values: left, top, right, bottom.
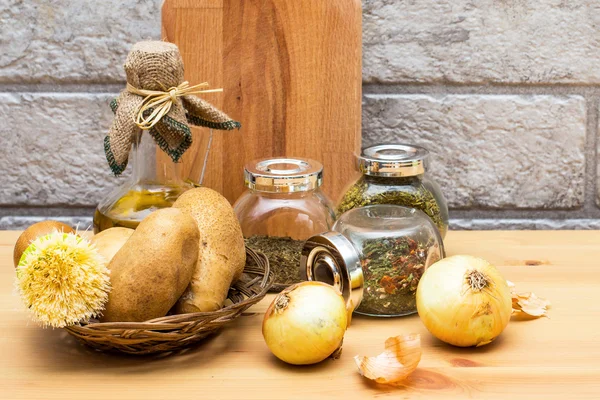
363, 0, 600, 84
0, 0, 161, 83
362, 94, 586, 208
0, 93, 126, 206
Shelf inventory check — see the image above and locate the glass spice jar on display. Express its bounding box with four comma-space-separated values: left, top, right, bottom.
301, 205, 445, 317
233, 157, 336, 291
337, 144, 449, 238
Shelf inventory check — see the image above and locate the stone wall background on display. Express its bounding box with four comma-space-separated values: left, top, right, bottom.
1, 0, 598, 230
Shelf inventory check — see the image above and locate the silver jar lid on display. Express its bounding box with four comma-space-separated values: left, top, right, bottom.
358, 144, 429, 177
244, 157, 323, 193
300, 232, 364, 312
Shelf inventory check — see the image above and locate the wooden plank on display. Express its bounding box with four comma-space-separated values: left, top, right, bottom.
1, 231, 599, 399
165, 0, 223, 8
160, 0, 225, 189
161, 0, 362, 203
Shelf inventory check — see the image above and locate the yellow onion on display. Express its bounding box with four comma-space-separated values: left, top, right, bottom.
416, 255, 512, 347
262, 281, 348, 365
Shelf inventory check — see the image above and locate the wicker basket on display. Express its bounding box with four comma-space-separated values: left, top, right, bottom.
65, 247, 271, 355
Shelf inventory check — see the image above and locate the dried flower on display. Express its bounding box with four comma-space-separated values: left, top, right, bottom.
15, 232, 110, 328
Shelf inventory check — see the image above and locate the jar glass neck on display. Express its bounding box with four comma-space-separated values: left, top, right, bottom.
249, 188, 318, 198
129, 130, 185, 185
362, 173, 424, 184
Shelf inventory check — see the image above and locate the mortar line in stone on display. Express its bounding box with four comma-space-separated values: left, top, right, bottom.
0, 83, 124, 94
362, 84, 600, 97
583, 95, 599, 211
2, 83, 600, 96
448, 218, 600, 230
449, 207, 600, 220
4, 206, 600, 220
0, 207, 96, 218
6, 215, 600, 230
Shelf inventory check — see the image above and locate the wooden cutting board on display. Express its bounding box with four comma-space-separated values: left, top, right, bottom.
161, 0, 362, 204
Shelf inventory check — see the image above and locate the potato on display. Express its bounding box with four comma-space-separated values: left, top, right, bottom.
91, 227, 134, 264
173, 187, 246, 313
101, 208, 199, 322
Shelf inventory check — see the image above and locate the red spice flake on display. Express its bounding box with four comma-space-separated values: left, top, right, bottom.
380, 275, 398, 294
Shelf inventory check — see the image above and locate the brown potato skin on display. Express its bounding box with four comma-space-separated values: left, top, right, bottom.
101, 208, 199, 322
91, 227, 134, 264
173, 187, 246, 313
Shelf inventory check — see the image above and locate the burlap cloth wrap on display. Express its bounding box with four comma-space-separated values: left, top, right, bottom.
105, 41, 240, 175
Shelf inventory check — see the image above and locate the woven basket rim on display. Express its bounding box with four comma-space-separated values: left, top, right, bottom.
64, 246, 272, 354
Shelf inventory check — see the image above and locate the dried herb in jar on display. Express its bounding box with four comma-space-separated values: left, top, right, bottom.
356, 236, 439, 316
338, 176, 446, 237
245, 235, 305, 292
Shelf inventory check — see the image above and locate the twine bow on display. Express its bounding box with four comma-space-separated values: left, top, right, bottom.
127, 81, 223, 130
104, 41, 240, 176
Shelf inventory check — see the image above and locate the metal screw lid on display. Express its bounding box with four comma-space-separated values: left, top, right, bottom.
300, 232, 364, 313
244, 157, 323, 193
358, 144, 429, 177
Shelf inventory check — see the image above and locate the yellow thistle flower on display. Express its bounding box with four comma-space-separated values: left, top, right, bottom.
15, 232, 110, 328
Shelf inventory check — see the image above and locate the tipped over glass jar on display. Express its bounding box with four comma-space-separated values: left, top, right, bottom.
301, 204, 445, 317
233, 157, 335, 291
337, 144, 449, 238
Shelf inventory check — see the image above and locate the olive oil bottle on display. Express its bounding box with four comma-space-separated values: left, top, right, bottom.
93, 185, 187, 232
93, 130, 194, 233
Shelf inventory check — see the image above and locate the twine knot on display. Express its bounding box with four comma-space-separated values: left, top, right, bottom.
169, 88, 178, 103
126, 81, 223, 131
104, 41, 241, 176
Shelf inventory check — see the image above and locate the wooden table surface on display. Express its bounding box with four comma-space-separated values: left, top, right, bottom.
1, 230, 599, 399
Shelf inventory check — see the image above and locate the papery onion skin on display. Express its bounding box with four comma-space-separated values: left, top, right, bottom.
262, 281, 348, 365
416, 255, 512, 347
354, 334, 421, 384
